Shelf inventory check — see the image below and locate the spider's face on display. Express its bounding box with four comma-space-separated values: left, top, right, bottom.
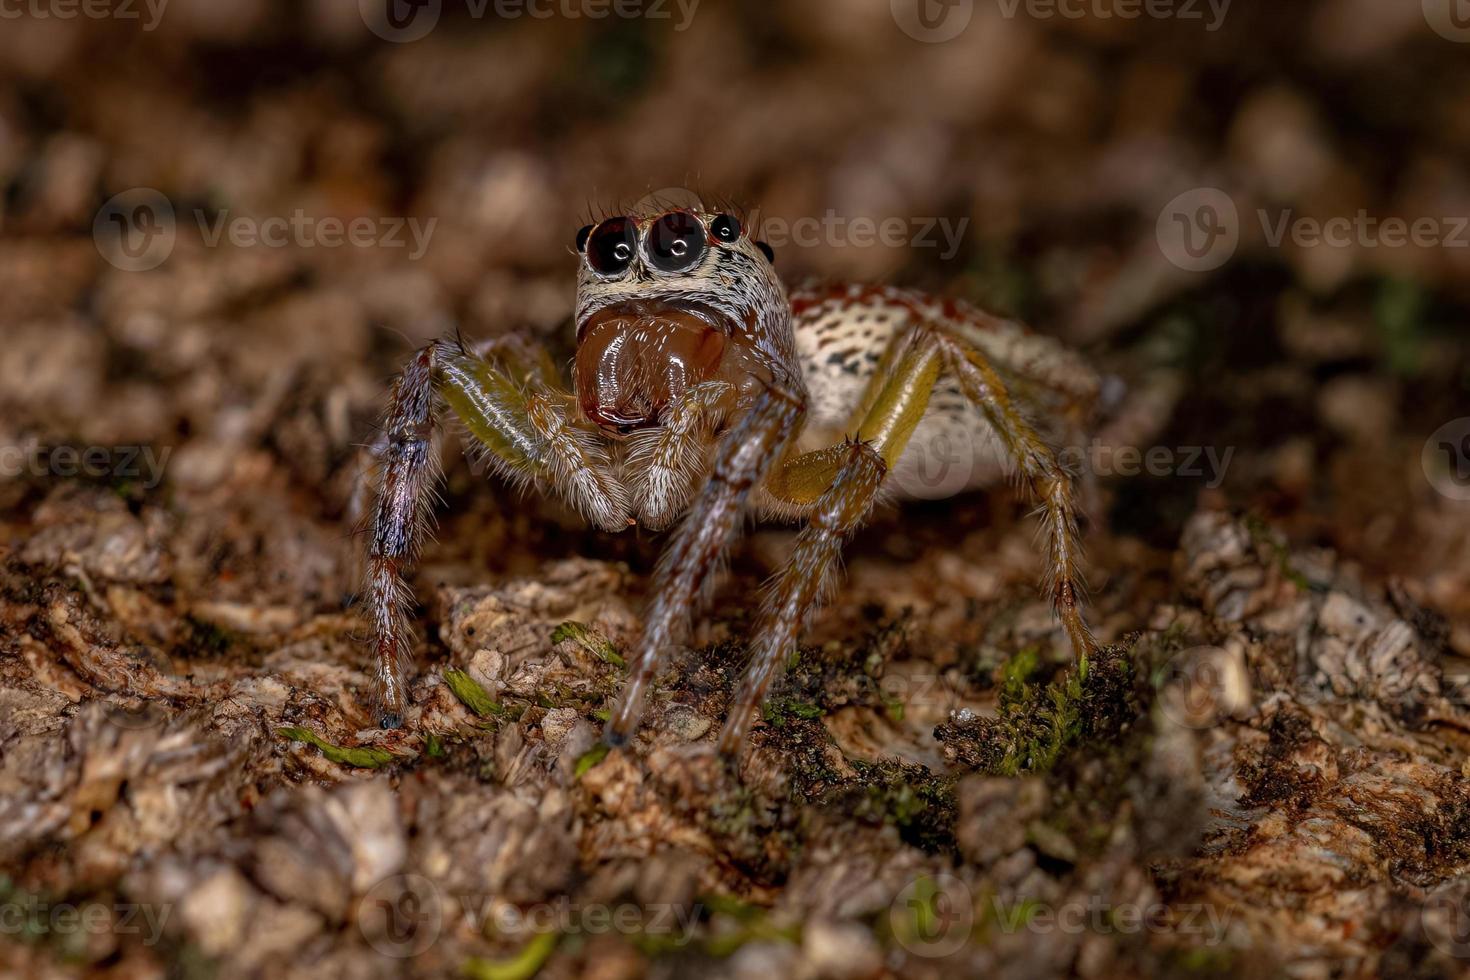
572, 209, 791, 435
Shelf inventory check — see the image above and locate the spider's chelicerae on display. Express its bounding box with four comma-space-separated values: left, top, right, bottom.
364, 203, 1101, 755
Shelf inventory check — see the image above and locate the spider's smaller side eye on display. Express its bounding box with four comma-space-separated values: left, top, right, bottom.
587, 217, 637, 275
756, 240, 774, 263
576, 224, 593, 252
710, 213, 741, 243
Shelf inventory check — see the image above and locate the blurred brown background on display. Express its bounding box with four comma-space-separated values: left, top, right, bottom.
3, 1, 1470, 977
4, 0, 1469, 579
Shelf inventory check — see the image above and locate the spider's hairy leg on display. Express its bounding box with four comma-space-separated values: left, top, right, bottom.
438, 347, 631, 532
719, 334, 940, 753
624, 380, 733, 530
365, 343, 441, 728
365, 339, 628, 728
603, 382, 805, 746
938, 329, 1097, 665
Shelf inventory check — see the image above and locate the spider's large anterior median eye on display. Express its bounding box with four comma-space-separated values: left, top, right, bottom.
587, 217, 637, 274
647, 211, 706, 272
710, 213, 741, 243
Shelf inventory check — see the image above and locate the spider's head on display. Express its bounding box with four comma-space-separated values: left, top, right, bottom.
571, 208, 792, 435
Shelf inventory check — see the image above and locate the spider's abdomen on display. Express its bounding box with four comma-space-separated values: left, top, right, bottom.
790, 283, 1099, 500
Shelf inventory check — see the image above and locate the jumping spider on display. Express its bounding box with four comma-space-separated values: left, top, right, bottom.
364, 203, 1101, 755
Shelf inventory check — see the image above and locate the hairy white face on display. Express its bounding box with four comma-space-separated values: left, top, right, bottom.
571, 208, 803, 433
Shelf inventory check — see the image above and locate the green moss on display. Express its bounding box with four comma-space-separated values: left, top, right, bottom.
1168, 943, 1238, 975
276, 727, 396, 768
1374, 277, 1428, 377
574, 742, 610, 778
1000, 645, 1042, 704
550, 621, 625, 668
444, 669, 506, 718
760, 696, 824, 728
462, 931, 558, 980
936, 644, 1134, 777
828, 761, 958, 853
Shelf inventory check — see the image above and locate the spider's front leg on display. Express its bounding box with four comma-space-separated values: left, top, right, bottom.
365, 339, 629, 726
603, 381, 805, 745
720, 320, 1099, 753
719, 332, 939, 751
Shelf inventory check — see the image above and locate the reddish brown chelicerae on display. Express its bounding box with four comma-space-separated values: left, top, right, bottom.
362, 202, 1100, 755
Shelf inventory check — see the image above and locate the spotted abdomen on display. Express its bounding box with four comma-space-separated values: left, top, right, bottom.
790, 283, 1099, 500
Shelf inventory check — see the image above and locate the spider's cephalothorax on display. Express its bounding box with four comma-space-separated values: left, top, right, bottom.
363, 202, 1101, 757
574, 210, 799, 433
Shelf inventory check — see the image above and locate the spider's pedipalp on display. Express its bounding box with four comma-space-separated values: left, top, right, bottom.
623, 380, 732, 530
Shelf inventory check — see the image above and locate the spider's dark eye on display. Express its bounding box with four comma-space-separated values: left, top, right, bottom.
756, 240, 774, 263
576, 224, 593, 252
587, 218, 637, 274
647, 211, 706, 273
710, 213, 741, 243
